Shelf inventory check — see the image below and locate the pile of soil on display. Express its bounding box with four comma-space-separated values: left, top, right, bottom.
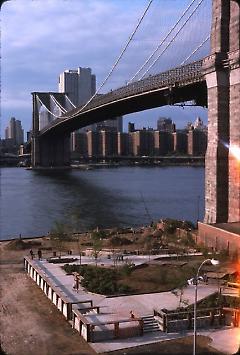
5, 239, 29, 250
4, 239, 41, 251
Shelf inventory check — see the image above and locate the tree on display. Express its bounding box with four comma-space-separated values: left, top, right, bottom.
172, 287, 189, 309
49, 221, 71, 257
144, 235, 153, 262
91, 234, 103, 266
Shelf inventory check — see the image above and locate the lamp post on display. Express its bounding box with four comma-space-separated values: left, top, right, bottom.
193, 258, 219, 355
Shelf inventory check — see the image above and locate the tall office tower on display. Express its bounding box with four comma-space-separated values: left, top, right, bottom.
59, 67, 96, 107
59, 67, 96, 141
5, 117, 24, 145
157, 117, 175, 133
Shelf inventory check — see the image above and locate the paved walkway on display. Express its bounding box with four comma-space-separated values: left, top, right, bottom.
90, 326, 239, 354
31, 255, 235, 354
200, 327, 240, 355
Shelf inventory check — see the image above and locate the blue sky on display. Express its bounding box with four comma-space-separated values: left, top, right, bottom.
1, 0, 211, 137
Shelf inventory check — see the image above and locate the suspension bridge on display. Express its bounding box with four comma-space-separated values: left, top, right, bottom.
30, 0, 239, 226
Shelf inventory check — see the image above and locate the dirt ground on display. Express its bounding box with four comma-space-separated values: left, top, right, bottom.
0, 241, 95, 355
0, 239, 225, 355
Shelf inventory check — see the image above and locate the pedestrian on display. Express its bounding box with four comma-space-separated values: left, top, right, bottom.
37, 249, 42, 260
73, 274, 79, 292
30, 249, 34, 260
130, 310, 135, 319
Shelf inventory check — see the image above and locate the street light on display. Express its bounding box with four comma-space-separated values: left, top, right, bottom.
192, 258, 219, 355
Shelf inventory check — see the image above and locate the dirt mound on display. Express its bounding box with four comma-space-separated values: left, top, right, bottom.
5, 239, 29, 250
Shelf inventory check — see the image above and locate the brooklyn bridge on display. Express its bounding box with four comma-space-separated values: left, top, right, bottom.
28, 0, 240, 226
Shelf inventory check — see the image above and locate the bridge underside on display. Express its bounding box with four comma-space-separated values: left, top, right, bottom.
31, 80, 207, 168
43, 81, 207, 137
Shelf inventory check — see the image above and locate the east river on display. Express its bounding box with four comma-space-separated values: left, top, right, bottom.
0, 166, 204, 240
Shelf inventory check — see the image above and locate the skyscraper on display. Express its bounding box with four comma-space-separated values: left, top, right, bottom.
5, 117, 24, 146
58, 67, 96, 107
157, 117, 175, 133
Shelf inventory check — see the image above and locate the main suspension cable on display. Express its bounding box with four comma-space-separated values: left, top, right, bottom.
180, 34, 210, 65
128, 0, 198, 84
70, 0, 154, 117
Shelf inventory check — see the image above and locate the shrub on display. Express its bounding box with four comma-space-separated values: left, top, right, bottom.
110, 236, 133, 246
120, 264, 133, 276
62, 264, 132, 295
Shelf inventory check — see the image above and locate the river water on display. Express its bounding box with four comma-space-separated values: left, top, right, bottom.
0, 166, 204, 240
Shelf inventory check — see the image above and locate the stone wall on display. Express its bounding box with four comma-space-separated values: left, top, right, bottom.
198, 222, 240, 254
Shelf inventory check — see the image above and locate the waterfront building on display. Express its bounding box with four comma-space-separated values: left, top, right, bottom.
173, 131, 188, 154
131, 129, 155, 156
99, 130, 118, 157
154, 131, 173, 155
118, 132, 130, 156
71, 132, 88, 158
5, 117, 24, 146
87, 131, 100, 158
187, 128, 207, 155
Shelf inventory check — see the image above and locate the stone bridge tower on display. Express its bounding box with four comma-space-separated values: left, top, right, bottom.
204, 0, 240, 224
31, 93, 70, 168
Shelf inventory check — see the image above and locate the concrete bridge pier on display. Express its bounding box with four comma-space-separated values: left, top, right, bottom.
38, 133, 71, 167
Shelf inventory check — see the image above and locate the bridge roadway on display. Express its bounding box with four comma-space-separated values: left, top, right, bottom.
39, 59, 207, 137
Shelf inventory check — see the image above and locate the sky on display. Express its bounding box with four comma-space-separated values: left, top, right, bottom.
0, 0, 211, 138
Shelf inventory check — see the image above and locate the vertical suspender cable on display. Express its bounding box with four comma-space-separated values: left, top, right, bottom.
139, 0, 205, 79
128, 0, 198, 83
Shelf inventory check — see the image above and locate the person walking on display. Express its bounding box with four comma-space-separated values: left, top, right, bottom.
37, 249, 42, 260
30, 249, 34, 260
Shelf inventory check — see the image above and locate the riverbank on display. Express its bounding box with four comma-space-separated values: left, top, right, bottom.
71, 156, 205, 169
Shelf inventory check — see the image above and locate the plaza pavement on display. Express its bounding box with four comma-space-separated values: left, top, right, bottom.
90, 326, 239, 354
33, 254, 237, 354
